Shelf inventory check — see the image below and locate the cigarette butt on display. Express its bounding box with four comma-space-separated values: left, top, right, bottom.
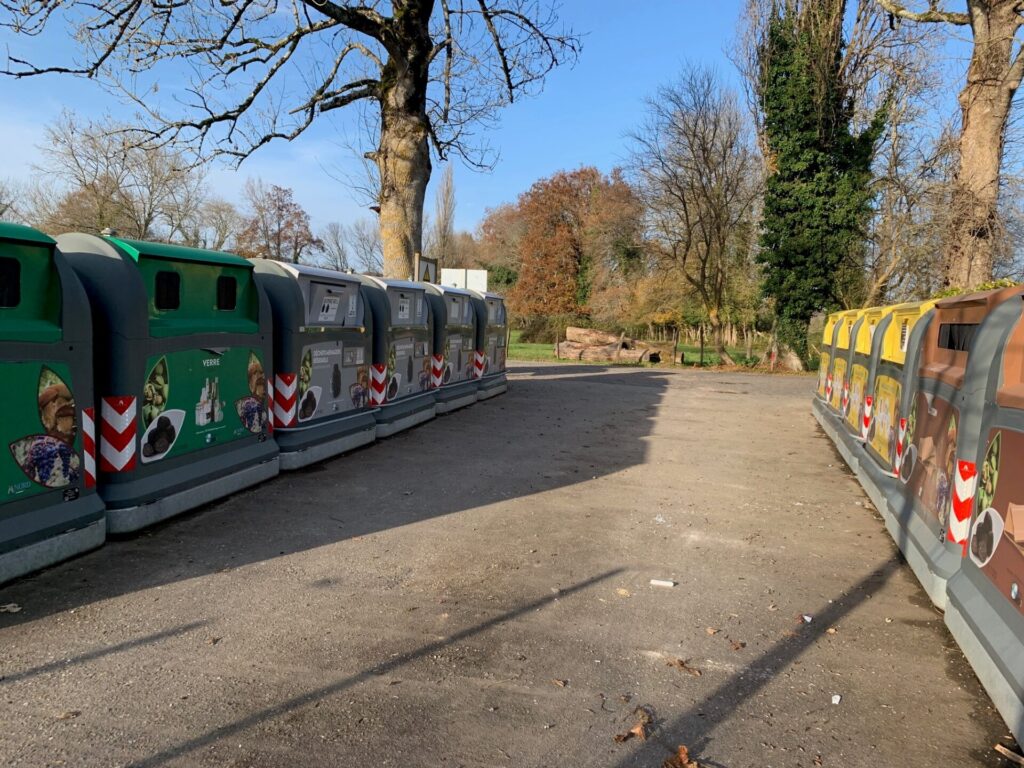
650, 579, 677, 588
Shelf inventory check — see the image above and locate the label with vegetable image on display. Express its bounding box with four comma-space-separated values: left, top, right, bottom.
970, 429, 1024, 616
139, 348, 267, 463
830, 358, 847, 411
905, 391, 958, 525
3, 362, 81, 502
817, 352, 831, 397
869, 375, 902, 468
296, 341, 370, 421
845, 364, 868, 431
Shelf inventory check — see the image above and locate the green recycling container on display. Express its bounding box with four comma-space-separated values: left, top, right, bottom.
57, 233, 279, 533
0, 223, 105, 583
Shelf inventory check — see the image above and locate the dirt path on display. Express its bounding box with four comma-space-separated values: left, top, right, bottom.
0, 363, 1009, 767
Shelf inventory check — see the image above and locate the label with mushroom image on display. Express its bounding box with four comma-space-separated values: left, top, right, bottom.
138, 348, 266, 463
235, 351, 269, 434
5, 363, 81, 500
296, 341, 359, 421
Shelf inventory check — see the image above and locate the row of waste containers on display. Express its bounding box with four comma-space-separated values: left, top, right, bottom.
0, 222, 508, 585
813, 288, 1024, 743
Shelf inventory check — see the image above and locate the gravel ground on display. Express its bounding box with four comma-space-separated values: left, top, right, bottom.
0, 362, 1013, 767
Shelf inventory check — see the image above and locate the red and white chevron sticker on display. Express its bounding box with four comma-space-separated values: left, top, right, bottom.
82, 406, 96, 488
431, 354, 444, 389
369, 363, 387, 405
473, 351, 486, 379
840, 378, 850, 415
825, 373, 833, 401
894, 417, 908, 472
273, 373, 297, 428
100, 396, 137, 473
265, 378, 274, 435
948, 459, 978, 555
861, 396, 873, 440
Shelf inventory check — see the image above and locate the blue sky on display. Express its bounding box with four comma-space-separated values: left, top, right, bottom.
0, 1, 965, 234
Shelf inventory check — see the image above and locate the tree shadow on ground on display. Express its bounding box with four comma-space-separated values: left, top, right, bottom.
609, 558, 902, 768
0, 365, 668, 628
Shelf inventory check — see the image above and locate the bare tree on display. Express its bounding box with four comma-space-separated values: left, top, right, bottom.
198, 199, 244, 252
0, 178, 22, 222
1, 1, 580, 279
629, 66, 761, 365
36, 112, 206, 240
426, 163, 456, 266
318, 222, 352, 271
236, 179, 322, 264
877, 0, 1024, 289
347, 217, 385, 274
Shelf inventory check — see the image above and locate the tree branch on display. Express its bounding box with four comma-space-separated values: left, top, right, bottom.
875, 0, 970, 25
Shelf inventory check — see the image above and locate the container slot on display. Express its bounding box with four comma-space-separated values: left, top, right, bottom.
938, 323, 978, 352
216, 276, 237, 311
0, 257, 20, 307
155, 271, 180, 311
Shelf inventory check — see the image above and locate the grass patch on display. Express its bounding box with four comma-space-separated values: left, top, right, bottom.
508, 330, 558, 362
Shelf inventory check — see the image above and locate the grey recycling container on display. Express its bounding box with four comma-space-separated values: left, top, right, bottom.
943, 291, 1024, 745
253, 261, 377, 469
57, 234, 279, 533
425, 284, 479, 414
469, 291, 509, 400
358, 277, 436, 437
0, 223, 105, 583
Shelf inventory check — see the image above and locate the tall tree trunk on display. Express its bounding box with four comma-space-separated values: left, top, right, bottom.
376, 11, 433, 279
944, 1, 1023, 289
377, 111, 430, 279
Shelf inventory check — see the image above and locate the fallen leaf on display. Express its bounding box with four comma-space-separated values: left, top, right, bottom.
57, 710, 81, 720
705, 627, 719, 636
206, 636, 221, 646
826, 627, 838, 635
551, 679, 568, 688
0, 603, 22, 614
663, 744, 700, 768
813, 756, 823, 767
730, 640, 746, 651
613, 722, 648, 743
616, 588, 631, 597
666, 657, 702, 677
